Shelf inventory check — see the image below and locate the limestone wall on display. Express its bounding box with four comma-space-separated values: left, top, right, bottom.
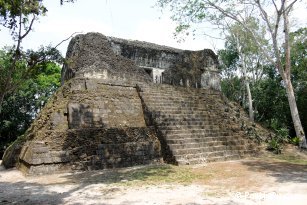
61, 33, 152, 85
62, 33, 221, 90
108, 36, 221, 90
13, 78, 162, 175
67, 79, 146, 128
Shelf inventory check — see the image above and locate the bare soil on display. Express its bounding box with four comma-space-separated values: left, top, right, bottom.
1, 145, 307, 205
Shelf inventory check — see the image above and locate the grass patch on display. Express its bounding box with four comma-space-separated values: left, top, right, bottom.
273, 154, 307, 165
258, 145, 307, 165
116, 164, 204, 186
73, 164, 207, 186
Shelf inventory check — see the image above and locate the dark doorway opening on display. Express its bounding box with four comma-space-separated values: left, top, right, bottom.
144, 68, 153, 79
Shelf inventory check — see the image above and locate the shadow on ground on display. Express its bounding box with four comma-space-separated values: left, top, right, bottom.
0, 181, 64, 205
2, 159, 307, 205
242, 160, 307, 183
62, 164, 175, 184
0, 165, 184, 205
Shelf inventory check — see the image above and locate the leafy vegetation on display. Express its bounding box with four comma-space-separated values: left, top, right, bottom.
218, 26, 307, 153
0, 48, 61, 157
0, 0, 74, 157
267, 127, 289, 154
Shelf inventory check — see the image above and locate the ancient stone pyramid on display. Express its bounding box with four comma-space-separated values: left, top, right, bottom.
2, 33, 272, 174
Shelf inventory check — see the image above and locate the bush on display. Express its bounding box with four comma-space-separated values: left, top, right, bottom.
267, 127, 289, 154
290, 136, 300, 146
267, 138, 282, 154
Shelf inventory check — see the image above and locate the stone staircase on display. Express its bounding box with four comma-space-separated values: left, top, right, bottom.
137, 83, 259, 165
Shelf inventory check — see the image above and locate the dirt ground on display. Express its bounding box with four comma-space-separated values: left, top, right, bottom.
1, 145, 307, 205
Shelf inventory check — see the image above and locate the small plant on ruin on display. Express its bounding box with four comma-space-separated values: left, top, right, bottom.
267, 127, 289, 154
290, 137, 300, 146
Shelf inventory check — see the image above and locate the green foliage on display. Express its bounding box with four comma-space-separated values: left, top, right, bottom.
290, 27, 307, 136
0, 48, 27, 97
267, 126, 289, 154
0, 0, 47, 38
0, 46, 63, 111
220, 27, 307, 143
290, 137, 300, 146
267, 138, 282, 154
0, 0, 74, 34
218, 43, 242, 103
252, 66, 291, 129
0, 48, 61, 156
0, 0, 74, 157
221, 76, 243, 103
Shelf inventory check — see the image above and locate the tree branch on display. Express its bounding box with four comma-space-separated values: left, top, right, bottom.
285, 0, 298, 14
54, 32, 82, 49
272, 0, 278, 13
206, 0, 274, 65
20, 15, 36, 40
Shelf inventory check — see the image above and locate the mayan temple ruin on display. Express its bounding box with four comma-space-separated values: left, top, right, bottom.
2, 32, 272, 175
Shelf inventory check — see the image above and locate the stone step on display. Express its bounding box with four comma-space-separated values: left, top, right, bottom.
139, 88, 220, 96
136, 83, 259, 166
149, 107, 219, 114
141, 92, 224, 104
174, 150, 232, 161
157, 121, 219, 128
176, 154, 241, 165
151, 111, 218, 117
167, 142, 225, 150
170, 144, 249, 155
165, 134, 245, 142
149, 84, 218, 91
167, 139, 221, 146
154, 115, 220, 123
168, 139, 247, 147
157, 122, 242, 131
167, 140, 246, 149
144, 102, 209, 109
157, 120, 220, 127
160, 129, 235, 136
174, 148, 259, 165
158, 125, 223, 131
147, 108, 208, 113
156, 115, 213, 121
141, 97, 207, 104
144, 98, 218, 105
141, 98, 211, 106
152, 111, 222, 118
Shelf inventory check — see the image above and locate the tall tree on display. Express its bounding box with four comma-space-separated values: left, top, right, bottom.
0, 0, 47, 111
157, 0, 307, 148
290, 27, 307, 135
0, 48, 62, 156
0, 0, 74, 113
223, 19, 267, 121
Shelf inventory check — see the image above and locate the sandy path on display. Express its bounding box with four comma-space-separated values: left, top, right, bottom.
1, 158, 307, 205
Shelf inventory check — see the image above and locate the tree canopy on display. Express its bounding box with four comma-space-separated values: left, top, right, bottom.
0, 48, 61, 156
0, 0, 74, 156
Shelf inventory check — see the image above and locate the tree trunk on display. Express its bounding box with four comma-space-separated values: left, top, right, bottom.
0, 92, 4, 114
241, 51, 254, 121
284, 77, 306, 148
245, 82, 254, 122
282, 1, 306, 148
